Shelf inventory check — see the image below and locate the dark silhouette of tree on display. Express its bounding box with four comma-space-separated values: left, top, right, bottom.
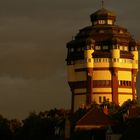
110, 99, 139, 122
120, 118, 140, 140
9, 119, 22, 140
9, 119, 21, 133
0, 102, 138, 140
16, 109, 67, 140
0, 115, 12, 140
18, 112, 43, 140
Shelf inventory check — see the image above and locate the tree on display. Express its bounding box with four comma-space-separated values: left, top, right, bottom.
17, 109, 68, 140
0, 115, 12, 140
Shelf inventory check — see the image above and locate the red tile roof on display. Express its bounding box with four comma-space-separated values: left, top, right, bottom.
76, 108, 116, 130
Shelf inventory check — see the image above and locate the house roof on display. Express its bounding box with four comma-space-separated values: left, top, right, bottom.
76, 108, 117, 130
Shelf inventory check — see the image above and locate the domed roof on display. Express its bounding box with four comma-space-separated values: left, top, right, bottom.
90, 8, 116, 22
93, 8, 115, 17
66, 7, 139, 63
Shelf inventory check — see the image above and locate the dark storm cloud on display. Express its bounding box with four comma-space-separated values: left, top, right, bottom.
0, 0, 139, 119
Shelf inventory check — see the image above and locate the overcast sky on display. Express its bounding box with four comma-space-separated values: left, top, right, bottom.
0, 0, 140, 119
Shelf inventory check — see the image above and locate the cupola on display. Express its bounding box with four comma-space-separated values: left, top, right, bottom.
90, 8, 116, 26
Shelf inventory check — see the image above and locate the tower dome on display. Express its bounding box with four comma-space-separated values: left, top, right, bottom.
90, 8, 116, 25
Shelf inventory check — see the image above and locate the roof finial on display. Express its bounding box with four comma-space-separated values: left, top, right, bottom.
101, 0, 104, 8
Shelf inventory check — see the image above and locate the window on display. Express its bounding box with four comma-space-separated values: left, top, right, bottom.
131, 46, 137, 51
98, 58, 101, 62
135, 47, 138, 51
86, 45, 92, 50
103, 46, 108, 50
119, 30, 123, 34
120, 46, 123, 50
107, 20, 113, 25
114, 58, 117, 62
105, 58, 109, 62
122, 59, 125, 63
119, 80, 131, 87
124, 46, 128, 51
101, 80, 105, 86
98, 20, 105, 24
120, 81, 123, 86
112, 45, 119, 49
109, 59, 112, 62
95, 46, 101, 50
103, 96, 106, 102
124, 59, 127, 63
94, 80, 111, 87
126, 81, 129, 86
94, 58, 97, 62
106, 80, 110, 86
99, 96, 102, 103
97, 81, 100, 86
123, 81, 125, 86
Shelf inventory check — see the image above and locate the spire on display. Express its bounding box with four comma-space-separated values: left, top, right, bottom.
101, 0, 104, 8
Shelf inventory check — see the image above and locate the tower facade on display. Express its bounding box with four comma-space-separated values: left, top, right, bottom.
66, 8, 139, 112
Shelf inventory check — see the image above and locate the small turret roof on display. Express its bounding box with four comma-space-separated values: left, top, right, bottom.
90, 8, 116, 22
91, 8, 116, 17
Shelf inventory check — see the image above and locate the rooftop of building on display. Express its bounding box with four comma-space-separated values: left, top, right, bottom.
75, 107, 117, 130
90, 7, 116, 22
